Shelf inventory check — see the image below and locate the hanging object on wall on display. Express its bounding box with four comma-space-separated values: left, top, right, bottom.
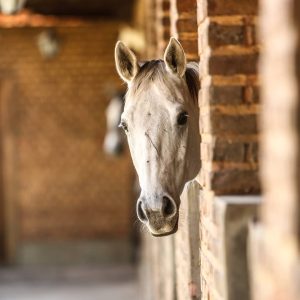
37, 29, 60, 59
0, 0, 26, 15
118, 26, 145, 54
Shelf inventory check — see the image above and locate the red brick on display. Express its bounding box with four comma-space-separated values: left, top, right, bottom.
210, 86, 244, 105
209, 54, 258, 75
180, 38, 198, 58
214, 140, 245, 162
162, 0, 171, 11
211, 113, 258, 135
177, 0, 197, 13
212, 170, 260, 194
209, 23, 246, 48
161, 16, 171, 26
252, 86, 260, 103
176, 18, 197, 33
207, 0, 258, 16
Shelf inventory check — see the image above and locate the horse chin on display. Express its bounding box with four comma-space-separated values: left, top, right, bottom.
150, 218, 179, 237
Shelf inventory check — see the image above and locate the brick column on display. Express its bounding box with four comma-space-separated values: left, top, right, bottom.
144, 0, 170, 59
144, 0, 158, 59
249, 1, 300, 300
170, 0, 198, 61
197, 0, 259, 299
198, 2, 259, 195
155, 0, 171, 57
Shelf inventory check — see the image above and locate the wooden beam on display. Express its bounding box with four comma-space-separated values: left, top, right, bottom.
0, 10, 108, 27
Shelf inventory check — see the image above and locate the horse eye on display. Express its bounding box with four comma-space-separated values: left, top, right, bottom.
119, 121, 128, 132
177, 111, 188, 126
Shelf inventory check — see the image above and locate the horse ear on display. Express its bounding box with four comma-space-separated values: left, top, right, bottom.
164, 37, 186, 77
115, 41, 140, 83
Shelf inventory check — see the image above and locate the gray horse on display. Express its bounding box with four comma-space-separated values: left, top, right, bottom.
115, 38, 200, 236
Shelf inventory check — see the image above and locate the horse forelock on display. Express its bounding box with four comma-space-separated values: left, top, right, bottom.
126, 60, 199, 103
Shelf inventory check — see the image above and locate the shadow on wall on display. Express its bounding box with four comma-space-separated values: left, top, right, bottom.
0, 0, 135, 17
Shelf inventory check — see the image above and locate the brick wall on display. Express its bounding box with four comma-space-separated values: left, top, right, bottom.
0, 22, 134, 241
139, 1, 264, 299
155, 0, 170, 57
198, 0, 259, 196
170, 0, 198, 61
139, 1, 300, 299
197, 1, 260, 299
250, 1, 300, 300
144, 0, 157, 59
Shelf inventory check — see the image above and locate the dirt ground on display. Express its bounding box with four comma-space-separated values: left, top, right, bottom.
0, 265, 139, 300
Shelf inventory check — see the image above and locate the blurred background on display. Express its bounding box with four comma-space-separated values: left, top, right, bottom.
0, 0, 145, 299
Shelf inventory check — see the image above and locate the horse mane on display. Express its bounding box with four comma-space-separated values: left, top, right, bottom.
128, 60, 199, 103
185, 62, 200, 102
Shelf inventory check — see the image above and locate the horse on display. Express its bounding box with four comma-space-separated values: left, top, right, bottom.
114, 37, 200, 236
103, 91, 126, 156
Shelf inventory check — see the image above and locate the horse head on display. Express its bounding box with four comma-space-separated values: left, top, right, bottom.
115, 37, 200, 236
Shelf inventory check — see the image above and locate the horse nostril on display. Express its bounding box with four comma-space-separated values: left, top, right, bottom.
113, 142, 124, 155
137, 200, 148, 222
162, 196, 176, 217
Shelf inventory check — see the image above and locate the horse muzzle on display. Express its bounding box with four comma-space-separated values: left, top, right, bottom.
136, 194, 179, 236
